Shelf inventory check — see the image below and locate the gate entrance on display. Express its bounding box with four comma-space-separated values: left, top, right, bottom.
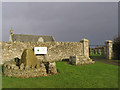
89, 45, 105, 59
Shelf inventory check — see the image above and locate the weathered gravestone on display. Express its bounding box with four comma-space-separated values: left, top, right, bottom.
20, 49, 40, 68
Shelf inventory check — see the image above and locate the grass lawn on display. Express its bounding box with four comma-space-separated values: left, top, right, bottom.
112, 60, 120, 63
90, 54, 106, 60
2, 61, 119, 88
90, 54, 120, 64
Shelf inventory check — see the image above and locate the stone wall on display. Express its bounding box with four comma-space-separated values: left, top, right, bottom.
3, 60, 47, 78
89, 40, 113, 60
1, 39, 89, 64
3, 59, 57, 78
69, 55, 94, 65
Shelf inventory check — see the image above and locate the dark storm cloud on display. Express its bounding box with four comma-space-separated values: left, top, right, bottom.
0, 2, 1, 41
2, 2, 118, 44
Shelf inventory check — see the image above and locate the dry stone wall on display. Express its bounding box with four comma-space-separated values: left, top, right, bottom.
3, 60, 47, 78
69, 55, 94, 65
3, 53, 58, 78
1, 41, 85, 64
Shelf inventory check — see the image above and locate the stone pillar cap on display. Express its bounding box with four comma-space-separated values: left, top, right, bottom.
105, 40, 112, 43
80, 38, 89, 42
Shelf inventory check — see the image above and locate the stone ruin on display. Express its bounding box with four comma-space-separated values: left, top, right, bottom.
1, 39, 94, 64
3, 49, 57, 78
1, 38, 96, 78
69, 55, 95, 65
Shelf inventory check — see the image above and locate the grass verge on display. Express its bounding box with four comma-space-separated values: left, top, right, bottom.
2, 61, 118, 88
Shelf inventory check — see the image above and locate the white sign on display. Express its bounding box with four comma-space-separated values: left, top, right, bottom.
34, 47, 47, 54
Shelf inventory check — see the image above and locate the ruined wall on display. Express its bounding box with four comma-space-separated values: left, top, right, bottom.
3, 61, 47, 78
69, 55, 94, 65
3, 60, 57, 78
1, 40, 88, 64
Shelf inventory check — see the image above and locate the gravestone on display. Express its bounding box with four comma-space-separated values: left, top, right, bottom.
20, 49, 39, 68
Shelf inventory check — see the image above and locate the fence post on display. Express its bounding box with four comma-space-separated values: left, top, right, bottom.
105, 40, 113, 60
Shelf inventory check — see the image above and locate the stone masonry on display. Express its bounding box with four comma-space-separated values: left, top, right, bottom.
1, 40, 87, 64
20, 49, 40, 68
69, 39, 94, 65
69, 55, 94, 65
80, 39, 89, 58
3, 49, 57, 78
1, 38, 95, 78
3, 60, 47, 78
105, 40, 113, 60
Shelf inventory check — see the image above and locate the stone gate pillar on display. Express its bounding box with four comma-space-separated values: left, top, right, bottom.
80, 39, 89, 58
105, 40, 113, 60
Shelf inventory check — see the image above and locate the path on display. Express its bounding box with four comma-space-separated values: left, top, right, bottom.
92, 59, 120, 66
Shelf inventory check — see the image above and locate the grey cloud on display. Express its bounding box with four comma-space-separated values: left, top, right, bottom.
2, 2, 118, 45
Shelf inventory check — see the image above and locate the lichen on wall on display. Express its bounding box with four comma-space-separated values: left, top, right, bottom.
1, 41, 84, 64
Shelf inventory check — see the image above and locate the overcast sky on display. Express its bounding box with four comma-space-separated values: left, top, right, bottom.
2, 2, 118, 45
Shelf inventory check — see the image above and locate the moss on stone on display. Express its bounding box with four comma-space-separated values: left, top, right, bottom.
20, 49, 39, 68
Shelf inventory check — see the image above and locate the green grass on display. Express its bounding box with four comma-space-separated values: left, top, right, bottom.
90, 54, 106, 60
112, 60, 120, 63
90, 54, 120, 63
90, 54, 104, 57
2, 61, 118, 88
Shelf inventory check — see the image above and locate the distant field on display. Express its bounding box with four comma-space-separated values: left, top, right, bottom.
90, 54, 120, 64
90, 54, 105, 59
2, 61, 118, 88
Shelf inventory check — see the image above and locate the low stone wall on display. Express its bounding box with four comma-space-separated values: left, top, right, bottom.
1, 39, 94, 78
69, 55, 95, 65
1, 41, 85, 64
3, 60, 46, 78
3, 60, 57, 78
